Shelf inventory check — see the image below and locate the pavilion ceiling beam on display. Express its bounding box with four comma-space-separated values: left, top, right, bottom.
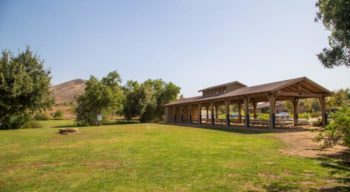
283, 85, 298, 92
299, 84, 314, 94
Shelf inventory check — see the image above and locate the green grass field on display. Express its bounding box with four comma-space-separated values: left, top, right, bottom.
0, 122, 348, 191
38, 120, 77, 128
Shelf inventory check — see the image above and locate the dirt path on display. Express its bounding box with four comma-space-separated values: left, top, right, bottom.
273, 129, 348, 158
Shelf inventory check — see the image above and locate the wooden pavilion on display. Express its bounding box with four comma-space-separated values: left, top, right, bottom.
163, 77, 331, 129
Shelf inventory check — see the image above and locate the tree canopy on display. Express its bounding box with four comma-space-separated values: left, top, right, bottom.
122, 80, 148, 120
76, 71, 124, 125
327, 88, 350, 107
315, 0, 350, 68
0, 47, 53, 129
122, 79, 180, 122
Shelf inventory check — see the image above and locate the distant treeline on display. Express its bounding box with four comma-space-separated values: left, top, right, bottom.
75, 71, 180, 126
0, 47, 180, 129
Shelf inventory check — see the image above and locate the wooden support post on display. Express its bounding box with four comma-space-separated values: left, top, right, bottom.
211, 102, 215, 126
319, 96, 327, 127
165, 106, 169, 122
238, 103, 242, 123
225, 100, 230, 127
198, 104, 202, 124
206, 106, 209, 123
180, 105, 183, 124
252, 101, 257, 120
244, 97, 250, 128
173, 106, 176, 123
188, 105, 192, 124
292, 98, 299, 127
215, 105, 219, 119
268, 94, 276, 129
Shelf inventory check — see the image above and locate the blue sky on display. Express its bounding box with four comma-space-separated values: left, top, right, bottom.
1, 0, 349, 97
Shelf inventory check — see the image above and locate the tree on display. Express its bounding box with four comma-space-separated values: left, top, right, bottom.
300, 99, 313, 113
311, 99, 321, 112
0, 47, 53, 129
121, 79, 180, 122
327, 88, 350, 108
122, 80, 148, 120
283, 100, 294, 112
315, 0, 350, 68
53, 110, 64, 120
139, 79, 180, 122
76, 71, 123, 125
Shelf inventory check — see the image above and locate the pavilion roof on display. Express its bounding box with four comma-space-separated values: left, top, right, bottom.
164, 77, 331, 106
198, 81, 247, 92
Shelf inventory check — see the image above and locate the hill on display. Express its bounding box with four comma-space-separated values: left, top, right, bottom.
48, 79, 86, 119
51, 79, 86, 105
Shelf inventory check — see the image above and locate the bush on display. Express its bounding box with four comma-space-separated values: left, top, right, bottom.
2, 114, 31, 129
310, 112, 321, 118
52, 110, 64, 120
298, 112, 310, 119
257, 113, 269, 121
34, 113, 50, 120
22, 120, 43, 128
316, 106, 350, 148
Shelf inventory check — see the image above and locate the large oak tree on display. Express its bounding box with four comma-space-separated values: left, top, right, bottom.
315, 0, 350, 68
0, 47, 53, 129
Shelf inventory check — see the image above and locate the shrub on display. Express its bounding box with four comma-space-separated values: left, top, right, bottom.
316, 106, 350, 148
22, 120, 43, 128
2, 114, 31, 129
52, 110, 64, 120
298, 113, 310, 119
310, 112, 321, 118
34, 113, 50, 120
257, 113, 269, 121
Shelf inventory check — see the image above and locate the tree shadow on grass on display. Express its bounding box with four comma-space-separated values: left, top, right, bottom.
159, 123, 310, 135
260, 149, 350, 192
310, 149, 350, 192
264, 182, 298, 192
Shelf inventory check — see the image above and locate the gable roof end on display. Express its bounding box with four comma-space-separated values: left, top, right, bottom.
198, 81, 247, 92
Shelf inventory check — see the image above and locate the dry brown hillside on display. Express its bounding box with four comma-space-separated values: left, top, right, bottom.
48, 79, 86, 119
51, 79, 86, 105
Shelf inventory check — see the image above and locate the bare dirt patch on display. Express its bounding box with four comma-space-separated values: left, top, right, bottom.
58, 128, 79, 135
273, 128, 348, 158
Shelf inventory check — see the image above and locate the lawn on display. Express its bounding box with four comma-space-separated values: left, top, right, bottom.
0, 122, 348, 191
